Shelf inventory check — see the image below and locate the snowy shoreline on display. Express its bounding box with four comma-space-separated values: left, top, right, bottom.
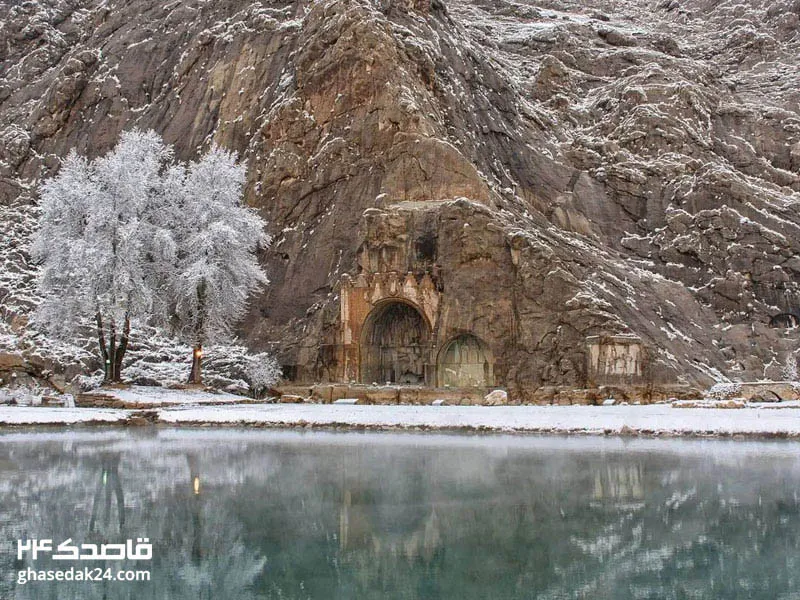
2, 404, 800, 439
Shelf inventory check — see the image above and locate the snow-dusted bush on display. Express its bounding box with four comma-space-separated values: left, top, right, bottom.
707, 382, 742, 399
70, 371, 105, 392
245, 352, 282, 398
120, 329, 278, 395
202, 345, 270, 394
0, 388, 14, 404
0, 385, 44, 406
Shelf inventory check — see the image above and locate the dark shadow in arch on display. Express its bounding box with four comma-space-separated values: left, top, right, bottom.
360, 300, 432, 385
751, 390, 782, 403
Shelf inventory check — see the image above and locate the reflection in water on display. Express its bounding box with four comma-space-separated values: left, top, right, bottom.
593, 463, 644, 503
1, 431, 800, 599
89, 453, 125, 535
185, 453, 202, 564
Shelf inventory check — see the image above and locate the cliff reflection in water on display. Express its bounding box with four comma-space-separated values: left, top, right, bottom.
1, 430, 800, 599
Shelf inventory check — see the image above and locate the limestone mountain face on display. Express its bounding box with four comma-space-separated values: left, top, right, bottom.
2, 0, 800, 397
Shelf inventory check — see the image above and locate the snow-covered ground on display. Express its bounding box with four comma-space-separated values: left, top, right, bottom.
0, 407, 128, 425
157, 404, 800, 436
81, 385, 250, 406
3, 404, 800, 437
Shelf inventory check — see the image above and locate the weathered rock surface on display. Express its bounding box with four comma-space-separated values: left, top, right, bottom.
483, 389, 508, 406
2, 0, 800, 398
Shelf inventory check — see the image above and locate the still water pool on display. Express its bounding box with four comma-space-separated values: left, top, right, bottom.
1, 429, 799, 599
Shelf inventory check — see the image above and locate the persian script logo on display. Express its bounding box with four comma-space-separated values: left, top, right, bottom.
17, 539, 152, 561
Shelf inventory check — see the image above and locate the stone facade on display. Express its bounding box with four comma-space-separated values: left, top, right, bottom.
291, 199, 690, 404
586, 335, 646, 386
339, 271, 440, 384
330, 202, 496, 390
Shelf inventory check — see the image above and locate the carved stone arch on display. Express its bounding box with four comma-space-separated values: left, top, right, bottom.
437, 333, 494, 388
749, 390, 783, 403
359, 299, 433, 385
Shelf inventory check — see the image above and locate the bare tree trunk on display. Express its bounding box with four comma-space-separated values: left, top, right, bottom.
96, 311, 111, 382
97, 312, 129, 384
113, 314, 130, 383
188, 344, 203, 385
188, 282, 207, 385
108, 321, 118, 383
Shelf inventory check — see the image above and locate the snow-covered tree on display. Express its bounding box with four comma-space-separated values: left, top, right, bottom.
32, 130, 173, 383
168, 147, 270, 384
33, 132, 270, 387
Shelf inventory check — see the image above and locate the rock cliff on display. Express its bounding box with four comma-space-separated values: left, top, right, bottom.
2, 0, 799, 398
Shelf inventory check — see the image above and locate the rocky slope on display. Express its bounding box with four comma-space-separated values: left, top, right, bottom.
1, 0, 799, 394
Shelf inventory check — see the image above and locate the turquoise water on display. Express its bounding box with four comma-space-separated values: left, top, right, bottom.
1, 429, 799, 599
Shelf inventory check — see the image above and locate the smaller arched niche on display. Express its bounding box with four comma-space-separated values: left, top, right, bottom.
438, 334, 493, 388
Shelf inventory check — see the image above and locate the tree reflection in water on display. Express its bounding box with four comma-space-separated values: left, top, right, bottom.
89, 452, 125, 535
1, 432, 800, 599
